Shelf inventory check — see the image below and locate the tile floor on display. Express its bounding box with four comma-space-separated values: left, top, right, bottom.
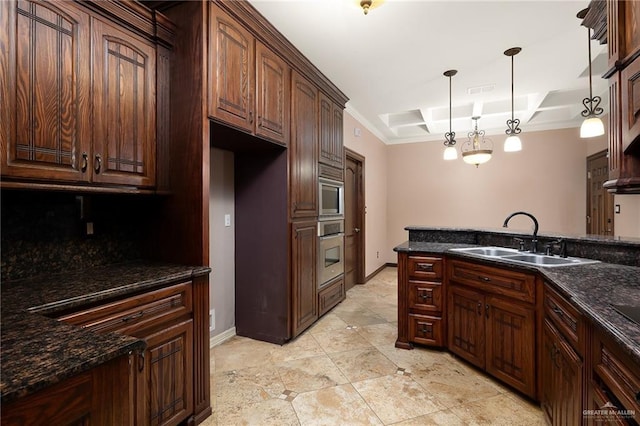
204, 267, 545, 425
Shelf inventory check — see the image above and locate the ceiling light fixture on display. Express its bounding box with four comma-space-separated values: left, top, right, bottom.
577, 8, 604, 138
462, 116, 493, 167
359, 0, 384, 15
443, 69, 458, 161
504, 47, 523, 152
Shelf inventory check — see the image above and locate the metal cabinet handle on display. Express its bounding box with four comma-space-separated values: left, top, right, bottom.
354, 228, 360, 233
138, 351, 145, 372
552, 306, 564, 317
81, 153, 88, 172
478, 276, 491, 282
417, 263, 434, 272
94, 154, 102, 174
485, 304, 490, 318
122, 311, 144, 323
477, 302, 482, 316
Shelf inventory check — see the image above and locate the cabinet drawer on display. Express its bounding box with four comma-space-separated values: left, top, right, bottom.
409, 314, 443, 347
408, 256, 443, 280
544, 284, 582, 354
318, 276, 345, 316
448, 259, 535, 303
593, 332, 640, 423
59, 282, 193, 335
408, 280, 442, 312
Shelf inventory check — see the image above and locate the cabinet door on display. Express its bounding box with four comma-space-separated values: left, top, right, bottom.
447, 285, 485, 369
621, 55, 640, 153
208, 3, 254, 132
137, 319, 194, 426
319, 93, 344, 170
485, 295, 535, 398
291, 220, 318, 337
91, 18, 156, 187
1, 0, 91, 182
255, 41, 289, 145
541, 319, 557, 425
290, 71, 318, 218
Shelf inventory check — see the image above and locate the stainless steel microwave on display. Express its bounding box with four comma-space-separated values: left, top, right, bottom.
319, 178, 344, 219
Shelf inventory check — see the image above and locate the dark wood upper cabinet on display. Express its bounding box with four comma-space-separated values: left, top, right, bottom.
208, 3, 254, 133
255, 41, 289, 145
290, 70, 318, 219
91, 18, 156, 187
208, 3, 290, 146
0, 0, 169, 190
585, 0, 640, 193
319, 92, 344, 172
1, 0, 91, 182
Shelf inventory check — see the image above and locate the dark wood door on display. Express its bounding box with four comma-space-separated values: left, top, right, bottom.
92, 18, 156, 187
208, 3, 254, 132
1, 0, 91, 182
291, 220, 318, 337
138, 319, 194, 426
344, 150, 364, 289
255, 41, 289, 145
587, 150, 615, 235
485, 295, 535, 397
290, 71, 318, 219
447, 285, 485, 369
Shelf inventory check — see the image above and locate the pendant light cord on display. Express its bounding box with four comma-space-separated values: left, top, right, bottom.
510, 54, 515, 122
449, 75, 452, 134
587, 28, 593, 101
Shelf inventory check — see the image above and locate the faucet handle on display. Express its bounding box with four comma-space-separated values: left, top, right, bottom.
513, 237, 526, 251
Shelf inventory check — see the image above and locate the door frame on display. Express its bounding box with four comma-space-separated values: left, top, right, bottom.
345, 148, 366, 285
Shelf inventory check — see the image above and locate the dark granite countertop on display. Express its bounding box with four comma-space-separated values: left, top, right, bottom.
1, 261, 211, 404
394, 240, 640, 366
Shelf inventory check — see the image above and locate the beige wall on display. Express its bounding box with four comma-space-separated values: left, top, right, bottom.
209, 148, 235, 338
615, 194, 640, 238
385, 128, 611, 263
343, 111, 389, 277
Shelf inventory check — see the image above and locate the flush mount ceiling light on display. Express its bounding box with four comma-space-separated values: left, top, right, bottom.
577, 7, 605, 138
462, 116, 493, 167
443, 69, 458, 161
504, 47, 523, 152
359, 0, 384, 15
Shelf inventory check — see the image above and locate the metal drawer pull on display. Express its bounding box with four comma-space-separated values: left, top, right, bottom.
420, 293, 432, 301
552, 306, 564, 317
417, 263, 434, 272
122, 311, 144, 323
478, 276, 491, 282
81, 153, 88, 172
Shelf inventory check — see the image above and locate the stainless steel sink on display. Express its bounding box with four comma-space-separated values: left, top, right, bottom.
450, 246, 599, 267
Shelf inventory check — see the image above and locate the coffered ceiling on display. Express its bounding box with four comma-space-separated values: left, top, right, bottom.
247, 0, 608, 145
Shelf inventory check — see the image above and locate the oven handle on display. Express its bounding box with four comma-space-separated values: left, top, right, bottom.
319, 233, 345, 240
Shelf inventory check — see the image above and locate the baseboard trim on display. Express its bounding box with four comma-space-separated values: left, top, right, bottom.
210, 327, 236, 348
365, 262, 397, 282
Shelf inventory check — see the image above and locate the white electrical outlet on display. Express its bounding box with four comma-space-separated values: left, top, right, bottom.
224, 214, 231, 227
209, 309, 215, 331
86, 222, 94, 235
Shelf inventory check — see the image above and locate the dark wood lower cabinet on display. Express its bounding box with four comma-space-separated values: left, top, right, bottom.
291, 220, 318, 337
57, 281, 199, 426
448, 285, 485, 368
1, 355, 133, 425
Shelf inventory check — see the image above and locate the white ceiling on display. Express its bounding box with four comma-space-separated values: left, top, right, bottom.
247, 0, 609, 145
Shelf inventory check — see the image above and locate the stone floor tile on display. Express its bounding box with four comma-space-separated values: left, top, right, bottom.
329, 347, 398, 382
276, 354, 349, 393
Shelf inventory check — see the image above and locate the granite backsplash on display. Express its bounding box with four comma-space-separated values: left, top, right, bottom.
1, 190, 160, 282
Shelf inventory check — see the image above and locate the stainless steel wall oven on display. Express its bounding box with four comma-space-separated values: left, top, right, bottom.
318, 219, 344, 286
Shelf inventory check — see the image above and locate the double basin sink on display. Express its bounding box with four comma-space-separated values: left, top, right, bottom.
450, 246, 600, 268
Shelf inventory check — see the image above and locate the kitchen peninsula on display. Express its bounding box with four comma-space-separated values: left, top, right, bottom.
394, 226, 640, 424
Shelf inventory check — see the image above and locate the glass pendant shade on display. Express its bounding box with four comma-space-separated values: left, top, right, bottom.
580, 116, 605, 138
462, 150, 492, 166
443, 145, 458, 160
504, 135, 522, 152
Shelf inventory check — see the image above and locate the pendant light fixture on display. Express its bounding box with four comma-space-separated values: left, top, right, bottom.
462, 116, 493, 167
443, 69, 458, 160
504, 47, 523, 152
360, 0, 384, 15
577, 7, 604, 138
